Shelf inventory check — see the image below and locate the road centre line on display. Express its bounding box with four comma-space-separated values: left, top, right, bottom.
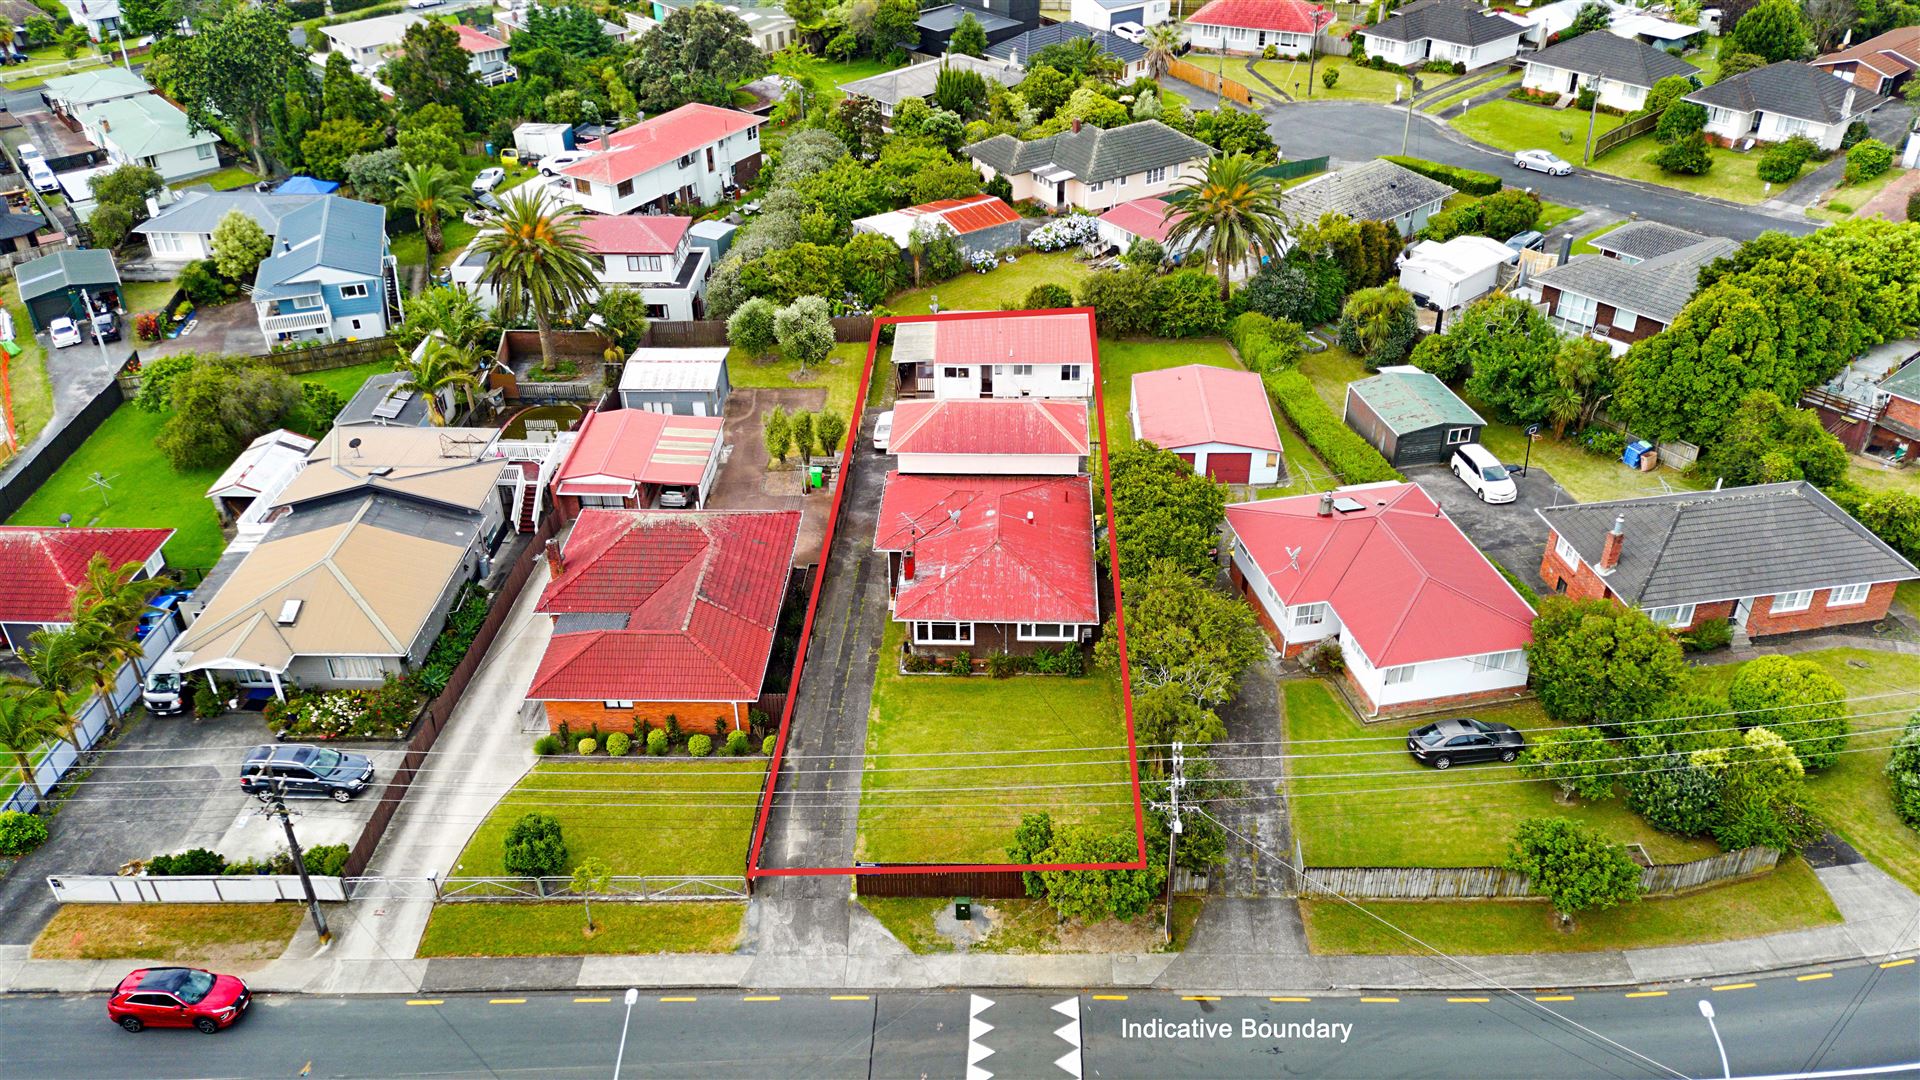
1360, 997, 1399, 1003
405, 1000, 443, 1006
574, 997, 612, 1003
1625, 991, 1668, 999
1447, 997, 1490, 1003
659, 997, 698, 1003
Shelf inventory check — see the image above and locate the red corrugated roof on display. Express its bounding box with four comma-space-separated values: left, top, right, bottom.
908, 194, 1019, 235
561, 103, 764, 186
454, 24, 505, 52
930, 312, 1095, 368
1098, 197, 1183, 244
528, 509, 802, 701
1132, 364, 1283, 454
0, 526, 173, 623
873, 473, 1098, 625
554, 408, 724, 490
1189, 0, 1328, 33
1226, 484, 1533, 668
889, 399, 1090, 458
575, 213, 691, 256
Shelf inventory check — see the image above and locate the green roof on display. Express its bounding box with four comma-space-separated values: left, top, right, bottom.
15, 249, 120, 302
1348, 368, 1484, 435
1884, 358, 1920, 403
78, 95, 218, 160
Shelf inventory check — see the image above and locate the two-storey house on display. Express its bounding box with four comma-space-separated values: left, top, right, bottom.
251, 196, 401, 348
1526, 227, 1732, 354
76, 94, 221, 183
451, 212, 711, 319
548, 104, 765, 215
455, 24, 516, 85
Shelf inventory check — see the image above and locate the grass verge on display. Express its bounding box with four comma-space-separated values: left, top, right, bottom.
2, 284, 53, 458
417, 901, 744, 957
860, 897, 957, 954
860, 896, 1199, 953
33, 903, 306, 963
1570, 219, 1626, 256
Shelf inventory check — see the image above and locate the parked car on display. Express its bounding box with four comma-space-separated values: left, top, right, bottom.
463, 190, 502, 225
135, 590, 193, 641
239, 744, 375, 802
1406, 717, 1525, 769
657, 488, 690, 508
471, 166, 505, 193
91, 309, 120, 342
108, 968, 251, 1034
405, 0, 441, 8
1505, 230, 1545, 253
1450, 442, 1516, 504
141, 669, 186, 717
1514, 149, 1573, 176
47, 317, 82, 349
873, 409, 894, 451
1111, 20, 1145, 40
537, 150, 591, 176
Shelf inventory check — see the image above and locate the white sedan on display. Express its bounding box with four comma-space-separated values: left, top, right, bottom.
537, 151, 591, 176
1514, 149, 1573, 176
471, 166, 505, 193
872, 410, 894, 451
48, 317, 82, 349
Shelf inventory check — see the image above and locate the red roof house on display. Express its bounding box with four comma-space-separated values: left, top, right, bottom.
552, 408, 725, 514
453, 24, 507, 53
1226, 483, 1534, 714
527, 508, 802, 735
887, 399, 1088, 476
874, 472, 1098, 655
1097, 197, 1183, 246
890, 311, 1098, 400
1188, 0, 1329, 54
1130, 364, 1284, 485
0, 526, 174, 648
558, 104, 766, 215
574, 213, 692, 256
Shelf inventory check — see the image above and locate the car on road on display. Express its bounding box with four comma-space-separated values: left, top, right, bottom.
1407, 717, 1525, 769
873, 409, 894, 451
240, 743, 375, 802
108, 967, 251, 1034
405, 0, 441, 8
471, 166, 505, 193
1514, 149, 1573, 176
537, 150, 591, 175
1450, 442, 1516, 504
47, 317, 82, 349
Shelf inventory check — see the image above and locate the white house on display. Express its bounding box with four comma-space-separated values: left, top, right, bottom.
1070, 0, 1170, 31
1183, 0, 1326, 55
1521, 29, 1699, 112
1358, 0, 1526, 71
57, 0, 119, 42
1685, 61, 1888, 152
963, 119, 1212, 213
42, 67, 150, 116
76, 94, 221, 183
887, 398, 1089, 475
628, 0, 796, 51
451, 212, 711, 320
133, 191, 327, 266
547, 103, 764, 215
1397, 235, 1515, 312
317, 12, 422, 74
1131, 365, 1284, 484
1281, 158, 1453, 238
891, 312, 1096, 401
1226, 483, 1536, 715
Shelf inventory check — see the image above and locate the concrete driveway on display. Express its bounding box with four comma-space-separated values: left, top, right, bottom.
140, 300, 266, 361
1404, 462, 1576, 591
710, 386, 832, 567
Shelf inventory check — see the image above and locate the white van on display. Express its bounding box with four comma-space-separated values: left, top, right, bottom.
1450, 442, 1516, 504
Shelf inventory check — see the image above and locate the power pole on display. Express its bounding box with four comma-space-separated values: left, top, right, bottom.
1401, 83, 1415, 155
1583, 72, 1604, 166
1162, 742, 1185, 945
258, 784, 331, 945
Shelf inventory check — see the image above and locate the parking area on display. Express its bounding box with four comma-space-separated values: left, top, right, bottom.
708, 386, 834, 566
138, 300, 265, 361
1403, 461, 1575, 590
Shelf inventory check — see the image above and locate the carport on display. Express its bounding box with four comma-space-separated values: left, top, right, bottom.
15, 248, 120, 332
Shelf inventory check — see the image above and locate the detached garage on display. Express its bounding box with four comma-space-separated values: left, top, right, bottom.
1130, 364, 1284, 485
16, 249, 121, 333
1343, 366, 1485, 468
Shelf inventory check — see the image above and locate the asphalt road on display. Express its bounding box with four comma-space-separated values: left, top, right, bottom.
3, 960, 1916, 1078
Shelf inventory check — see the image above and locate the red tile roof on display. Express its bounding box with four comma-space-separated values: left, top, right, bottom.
889, 399, 1090, 458
528, 509, 802, 701
453, 24, 506, 52
1188, 0, 1328, 33
574, 213, 691, 256
906, 194, 1019, 235
0, 526, 173, 623
1098, 197, 1184, 244
1226, 483, 1533, 667
1131, 364, 1282, 453
874, 473, 1098, 625
554, 409, 724, 493
561, 103, 764, 187
928, 312, 1096, 368
1814, 26, 1920, 79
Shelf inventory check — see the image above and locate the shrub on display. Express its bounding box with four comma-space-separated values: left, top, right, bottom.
1577, 425, 1628, 459
762, 734, 777, 755
533, 734, 562, 755
1021, 283, 1074, 310
1654, 101, 1707, 144
0, 811, 49, 855
1263, 42, 1278, 59
1887, 715, 1920, 830
1681, 617, 1733, 653
133, 311, 162, 342
1652, 132, 1712, 175
305, 844, 350, 877
647, 728, 668, 756
606, 731, 631, 757
1727, 655, 1848, 771
1382, 155, 1501, 196
1335, 284, 1419, 366
503, 812, 567, 878
1502, 817, 1643, 920
1844, 138, 1893, 185
1908, 190, 1920, 223
726, 729, 750, 756
688, 734, 713, 757
148, 848, 227, 876
949, 650, 974, 675
1301, 637, 1344, 675
1027, 644, 1085, 676
1264, 370, 1403, 484
1322, 68, 1338, 89
1076, 267, 1157, 335
986, 652, 1024, 678
1229, 311, 1306, 372
1151, 268, 1227, 337
576, 737, 597, 755
1840, 119, 1870, 150
1756, 135, 1818, 183
266, 677, 419, 741
1409, 333, 1466, 382
415, 586, 489, 698
1626, 753, 1724, 837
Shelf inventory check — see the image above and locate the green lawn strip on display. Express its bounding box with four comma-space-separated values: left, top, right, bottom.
1285, 679, 1717, 866
390, 219, 481, 275
1570, 219, 1627, 256
1453, 99, 1618, 157
887, 250, 1092, 317
1096, 336, 1239, 450
1897, 581, 1920, 621
1186, 54, 1432, 105
450, 758, 766, 878
1424, 72, 1519, 114
1536, 199, 1581, 231
859, 897, 958, 954
3, 285, 53, 454
7, 402, 227, 568
1295, 344, 1368, 412
863, 896, 1198, 953
1807, 167, 1907, 222
1588, 138, 1773, 204
120, 279, 179, 317
296, 359, 395, 399
857, 619, 1132, 865
726, 339, 866, 419
1473, 418, 1706, 503
416, 901, 745, 957
171, 166, 259, 192
32, 903, 306, 962
1687, 648, 1920, 894
1300, 856, 1840, 954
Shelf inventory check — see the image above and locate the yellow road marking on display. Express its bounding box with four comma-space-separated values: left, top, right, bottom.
743, 996, 780, 1002
575, 997, 612, 1003
1625, 991, 1668, 999
1360, 997, 1398, 1004
1797, 973, 1833, 982
1092, 995, 1129, 1001
830, 995, 870, 1001
405, 1000, 443, 1006
1535, 995, 1575, 1002
1182, 995, 1221, 1001
1713, 983, 1755, 992
1447, 997, 1490, 1003
1270, 997, 1312, 1003
1881, 959, 1916, 969
489, 998, 526, 1005
659, 996, 698, 1003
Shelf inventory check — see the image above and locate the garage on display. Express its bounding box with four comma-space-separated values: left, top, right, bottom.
1205, 452, 1250, 483
1176, 452, 1196, 467
16, 249, 122, 333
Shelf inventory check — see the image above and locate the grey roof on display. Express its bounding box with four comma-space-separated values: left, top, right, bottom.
987, 22, 1148, 65
134, 191, 325, 238
1588, 220, 1705, 262
336, 372, 432, 428
841, 54, 1024, 107
1347, 367, 1484, 434
1535, 482, 1920, 607
1362, 0, 1527, 46
1282, 159, 1453, 225
1525, 30, 1697, 88
1529, 235, 1734, 323
965, 120, 1213, 184
917, 2, 1021, 33
14, 248, 119, 302
0, 205, 46, 241
1685, 61, 1889, 124
252, 196, 389, 302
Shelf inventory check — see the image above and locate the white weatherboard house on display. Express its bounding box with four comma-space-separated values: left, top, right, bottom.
1183, 0, 1326, 56
1358, 0, 1526, 71
76, 94, 221, 183
317, 11, 421, 73
891, 312, 1096, 401
1521, 30, 1699, 112
963, 120, 1212, 213
1685, 61, 1887, 152
886, 399, 1089, 476
547, 103, 765, 215
1070, 0, 1170, 30
134, 191, 326, 266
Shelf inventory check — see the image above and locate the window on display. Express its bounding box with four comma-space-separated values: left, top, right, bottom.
1445, 426, 1473, 445
747, 127, 758, 142
617, 178, 634, 198
1828, 583, 1872, 607
1010, 364, 1033, 375
196, 142, 214, 159
1554, 535, 1581, 570
1265, 452, 1279, 469
603, 700, 635, 709
1147, 166, 1166, 183
1614, 309, 1639, 333
1469, 650, 1526, 673
326, 657, 384, 681
679, 153, 695, 168
339, 283, 368, 299
942, 366, 970, 379
1017, 623, 1077, 641
579, 493, 627, 508
626, 255, 662, 272
1383, 665, 1416, 685
1772, 590, 1813, 613
913, 621, 974, 645
1706, 105, 1736, 127
1774, 115, 1812, 136
1557, 291, 1599, 327
573, 177, 592, 194
1291, 602, 1327, 628
1641, 603, 1696, 628
1061, 364, 1083, 381
1089, 180, 1103, 192
349, 319, 362, 331
706, 147, 715, 171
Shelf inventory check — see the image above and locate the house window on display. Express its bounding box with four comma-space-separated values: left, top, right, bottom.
627, 255, 662, 272
679, 153, 695, 168
1775, 115, 1813, 136
578, 493, 627, 507
1265, 452, 1279, 469
1010, 364, 1033, 375
1554, 535, 1581, 570
603, 700, 635, 709
196, 143, 214, 159
349, 319, 363, 332
1017, 623, 1077, 641
1557, 291, 1599, 327
1614, 309, 1639, 333
1445, 426, 1473, 445
747, 127, 758, 142
1061, 364, 1083, 381
1828, 582, 1872, 607
1772, 590, 1813, 613
942, 366, 970, 379
617, 178, 634, 198
1383, 665, 1415, 685
1089, 180, 1103, 192
913, 621, 974, 645
573, 178, 592, 194
1291, 602, 1327, 628
340, 283, 368, 299
326, 657, 384, 681
1643, 603, 1696, 628
1147, 166, 1167, 183
1469, 650, 1526, 673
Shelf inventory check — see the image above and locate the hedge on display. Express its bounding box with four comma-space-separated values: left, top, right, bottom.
1382, 155, 1502, 197
1264, 370, 1403, 484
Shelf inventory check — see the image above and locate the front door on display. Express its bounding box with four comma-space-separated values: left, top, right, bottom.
1055, 181, 1066, 207
1732, 597, 1753, 632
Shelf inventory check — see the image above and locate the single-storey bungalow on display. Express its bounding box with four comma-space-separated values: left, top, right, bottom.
1811, 25, 1920, 96
987, 22, 1149, 80
1358, 0, 1527, 73
891, 311, 1097, 400
1685, 61, 1887, 152
1184, 0, 1327, 56
887, 398, 1089, 475
1586, 220, 1705, 264
964, 119, 1213, 213
617, 346, 731, 417
551, 407, 725, 514
1342, 366, 1485, 467
1281, 159, 1453, 238
0, 526, 171, 650
1130, 364, 1284, 484
1521, 30, 1698, 112
76, 93, 220, 183
134, 190, 327, 267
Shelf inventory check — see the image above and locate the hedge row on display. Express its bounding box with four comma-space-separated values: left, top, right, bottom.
1382, 155, 1502, 197
1263, 370, 1403, 484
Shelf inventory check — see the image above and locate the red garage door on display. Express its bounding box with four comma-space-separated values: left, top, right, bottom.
1206, 453, 1251, 483
1176, 452, 1196, 467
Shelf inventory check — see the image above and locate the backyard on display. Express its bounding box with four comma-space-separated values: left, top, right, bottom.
3, 283, 52, 460
727, 339, 870, 418
416, 901, 745, 957
887, 250, 1093, 317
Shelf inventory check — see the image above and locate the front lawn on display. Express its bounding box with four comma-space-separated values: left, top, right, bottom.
1806, 167, 1908, 222
860, 896, 1199, 953
171, 166, 259, 192
1285, 679, 1717, 867
727, 339, 868, 419
887, 250, 1093, 317
33, 903, 306, 963
416, 901, 744, 957
856, 619, 1134, 865
1301, 856, 1841, 954
299, 359, 394, 400
1473, 419, 1706, 503
1452, 99, 1618, 157
120, 279, 179, 317
1424, 72, 1520, 114
1184, 54, 1432, 105
451, 758, 766, 879
1591, 137, 1775, 205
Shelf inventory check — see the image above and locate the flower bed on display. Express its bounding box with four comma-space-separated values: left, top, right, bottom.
264, 676, 420, 740
1029, 214, 1102, 252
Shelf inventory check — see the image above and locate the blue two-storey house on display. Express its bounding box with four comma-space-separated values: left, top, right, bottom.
252, 196, 401, 349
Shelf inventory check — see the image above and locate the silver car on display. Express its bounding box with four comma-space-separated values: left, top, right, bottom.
1514, 149, 1573, 176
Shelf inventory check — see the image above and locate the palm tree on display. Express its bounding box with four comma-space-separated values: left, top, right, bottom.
17, 629, 87, 750
1142, 22, 1183, 81
57, 557, 169, 732
64, 610, 147, 731
1162, 153, 1292, 301
393, 337, 483, 426
74, 556, 169, 633
393, 162, 468, 265
471, 190, 598, 374
0, 684, 62, 812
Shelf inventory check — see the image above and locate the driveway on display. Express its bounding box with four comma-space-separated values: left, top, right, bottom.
139, 300, 265, 361
1404, 461, 1575, 591
709, 386, 832, 567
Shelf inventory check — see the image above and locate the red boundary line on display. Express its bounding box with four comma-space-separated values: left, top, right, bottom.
746, 308, 1146, 878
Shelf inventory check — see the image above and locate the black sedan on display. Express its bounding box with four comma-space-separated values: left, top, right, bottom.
1406, 717, 1524, 769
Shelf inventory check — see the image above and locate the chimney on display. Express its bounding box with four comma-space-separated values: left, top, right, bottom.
1025, 510, 1034, 524
1071, 118, 1083, 133
1842, 85, 1856, 118
1598, 515, 1625, 574
1317, 492, 1334, 517
544, 537, 565, 577
902, 548, 916, 582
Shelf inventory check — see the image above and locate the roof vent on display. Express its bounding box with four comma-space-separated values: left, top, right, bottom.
368, 466, 393, 476
276, 599, 303, 625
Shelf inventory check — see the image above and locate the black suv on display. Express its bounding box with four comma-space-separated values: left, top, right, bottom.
1406, 718, 1525, 769
239, 745, 375, 802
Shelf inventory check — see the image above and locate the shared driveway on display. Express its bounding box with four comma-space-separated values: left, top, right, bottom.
1403, 461, 1574, 592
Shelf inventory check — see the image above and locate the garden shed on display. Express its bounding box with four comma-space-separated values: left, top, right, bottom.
15, 249, 121, 332
1343, 366, 1486, 467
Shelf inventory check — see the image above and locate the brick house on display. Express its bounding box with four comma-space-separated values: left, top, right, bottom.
1812, 25, 1920, 96
1226, 483, 1535, 715
526, 508, 803, 736
1526, 229, 1733, 355
1800, 341, 1920, 457
1536, 482, 1919, 640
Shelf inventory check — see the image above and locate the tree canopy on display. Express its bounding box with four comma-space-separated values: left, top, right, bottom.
626, 2, 768, 111
1106, 440, 1229, 581
1527, 597, 1688, 729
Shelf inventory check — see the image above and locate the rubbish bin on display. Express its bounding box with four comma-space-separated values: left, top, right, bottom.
809, 465, 824, 490
1623, 440, 1651, 468
1639, 448, 1659, 472
955, 897, 972, 921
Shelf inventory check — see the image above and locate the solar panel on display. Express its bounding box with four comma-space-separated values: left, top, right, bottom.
371, 389, 415, 420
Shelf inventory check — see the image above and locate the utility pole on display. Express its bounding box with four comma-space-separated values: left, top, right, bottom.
1162, 742, 1185, 945
1583, 73, 1603, 166
258, 784, 331, 945
1401, 82, 1415, 155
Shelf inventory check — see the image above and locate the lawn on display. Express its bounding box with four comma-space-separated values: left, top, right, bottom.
1096, 336, 1238, 450
416, 901, 744, 957
172, 166, 259, 192
768, 52, 903, 106
1424, 72, 1520, 114
860, 896, 1199, 954
1452, 99, 1619, 157
1589, 137, 1775, 205
727, 339, 869, 419
1301, 856, 1841, 954
302, 359, 395, 399
119, 279, 178, 318
1806, 167, 1908, 222
856, 619, 1134, 865
1474, 419, 1705, 503
887, 250, 1093, 317
3, 283, 53, 460
1185, 54, 1433, 105
389, 219, 481, 274
1297, 343, 1369, 412
33, 903, 306, 963
1285, 679, 1719, 867
1569, 219, 1626, 256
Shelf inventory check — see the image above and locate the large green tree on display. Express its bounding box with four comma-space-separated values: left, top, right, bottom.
1503, 817, 1643, 924
624, 2, 766, 111
948, 12, 988, 55
1704, 389, 1849, 486
471, 190, 598, 373
392, 337, 482, 426
381, 20, 486, 128
1727, 0, 1811, 62
1727, 655, 1849, 771
1094, 560, 1265, 708
168, 2, 301, 174
211, 209, 273, 282
1106, 441, 1229, 581
0, 685, 62, 811
1459, 294, 1564, 424
1526, 597, 1688, 729
321, 50, 386, 127
516, 1, 613, 57
1163, 153, 1292, 300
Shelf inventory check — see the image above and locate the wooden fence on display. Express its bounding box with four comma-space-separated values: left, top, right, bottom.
251, 336, 398, 374
641, 316, 876, 350
1591, 108, 1662, 161
854, 868, 1030, 899
1167, 57, 1255, 107
1302, 847, 1780, 900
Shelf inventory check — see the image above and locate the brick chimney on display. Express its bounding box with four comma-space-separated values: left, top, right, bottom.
902, 547, 916, 582
1598, 514, 1625, 574
1071, 118, 1083, 134
544, 537, 565, 577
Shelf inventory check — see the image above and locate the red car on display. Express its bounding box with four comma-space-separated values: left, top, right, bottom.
108, 967, 251, 1033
